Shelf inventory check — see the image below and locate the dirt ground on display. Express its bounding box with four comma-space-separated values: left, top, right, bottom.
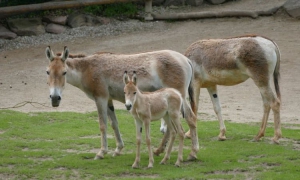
0, 0, 299, 127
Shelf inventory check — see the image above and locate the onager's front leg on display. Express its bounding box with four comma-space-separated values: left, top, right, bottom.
94, 98, 109, 160
145, 120, 154, 168
132, 120, 142, 169
107, 102, 124, 156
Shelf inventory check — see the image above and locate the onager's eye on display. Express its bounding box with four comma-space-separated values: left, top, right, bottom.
46, 71, 50, 75
133, 92, 136, 95
63, 71, 67, 75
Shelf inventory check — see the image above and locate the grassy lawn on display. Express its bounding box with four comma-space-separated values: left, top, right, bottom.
0, 110, 299, 179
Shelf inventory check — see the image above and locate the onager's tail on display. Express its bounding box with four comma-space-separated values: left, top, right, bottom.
187, 61, 196, 114
273, 43, 281, 102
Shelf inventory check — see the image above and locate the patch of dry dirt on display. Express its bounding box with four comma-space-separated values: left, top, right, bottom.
0, 0, 299, 128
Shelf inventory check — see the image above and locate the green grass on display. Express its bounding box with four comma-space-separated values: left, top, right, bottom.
0, 110, 299, 179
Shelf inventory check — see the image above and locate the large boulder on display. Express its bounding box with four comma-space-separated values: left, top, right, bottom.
7, 18, 45, 36
0, 25, 17, 39
45, 23, 66, 34
283, 0, 300, 18
67, 13, 105, 28
42, 16, 67, 25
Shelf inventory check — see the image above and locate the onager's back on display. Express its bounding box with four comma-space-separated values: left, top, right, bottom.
123, 71, 184, 168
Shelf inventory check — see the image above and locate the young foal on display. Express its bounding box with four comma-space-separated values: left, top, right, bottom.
124, 71, 185, 168
45, 46, 199, 160
184, 35, 281, 143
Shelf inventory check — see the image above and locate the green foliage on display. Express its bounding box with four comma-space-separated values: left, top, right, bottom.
84, 3, 138, 17
0, 110, 300, 179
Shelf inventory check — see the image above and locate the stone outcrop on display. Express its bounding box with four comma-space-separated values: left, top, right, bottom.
42, 16, 67, 25
0, 25, 17, 39
283, 0, 300, 18
7, 18, 45, 36
45, 23, 67, 34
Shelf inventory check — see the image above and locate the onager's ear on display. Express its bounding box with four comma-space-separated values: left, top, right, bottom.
61, 46, 69, 62
132, 71, 137, 85
123, 71, 129, 85
45, 46, 55, 62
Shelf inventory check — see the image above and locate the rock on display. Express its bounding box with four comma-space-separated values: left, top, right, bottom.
0, 25, 17, 39
164, 0, 185, 7
7, 18, 45, 36
206, 0, 226, 5
45, 23, 66, 34
283, 0, 300, 18
67, 13, 104, 28
42, 16, 67, 25
152, 0, 165, 6
186, 0, 204, 6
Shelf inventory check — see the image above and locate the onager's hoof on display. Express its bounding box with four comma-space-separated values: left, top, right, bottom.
112, 151, 121, 157
218, 136, 227, 141
187, 153, 197, 161
154, 149, 163, 156
132, 163, 139, 169
175, 162, 181, 167
160, 161, 167, 165
185, 131, 191, 139
147, 164, 153, 168
272, 138, 280, 145
94, 154, 104, 160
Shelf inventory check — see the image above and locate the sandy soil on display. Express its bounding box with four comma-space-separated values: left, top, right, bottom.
0, 0, 299, 127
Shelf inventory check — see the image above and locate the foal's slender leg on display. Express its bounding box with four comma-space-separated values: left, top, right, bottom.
132, 119, 143, 169
94, 97, 109, 160
144, 119, 154, 168
160, 116, 176, 165
107, 100, 124, 156
207, 86, 226, 140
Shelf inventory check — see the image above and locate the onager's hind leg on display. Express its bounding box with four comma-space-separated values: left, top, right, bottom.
254, 85, 281, 144
182, 100, 199, 160
107, 100, 124, 156
207, 86, 226, 140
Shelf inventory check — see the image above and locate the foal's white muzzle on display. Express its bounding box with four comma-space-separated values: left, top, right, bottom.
125, 100, 132, 111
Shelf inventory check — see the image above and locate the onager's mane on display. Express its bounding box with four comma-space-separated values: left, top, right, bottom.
56, 52, 86, 58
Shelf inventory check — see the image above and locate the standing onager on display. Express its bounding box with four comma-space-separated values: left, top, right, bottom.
184, 35, 281, 143
45, 46, 199, 160
124, 71, 185, 168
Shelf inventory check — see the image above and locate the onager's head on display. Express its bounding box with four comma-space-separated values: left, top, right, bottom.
123, 71, 138, 111
45, 46, 69, 107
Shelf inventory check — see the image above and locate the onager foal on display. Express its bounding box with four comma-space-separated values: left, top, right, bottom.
185, 35, 281, 143
124, 71, 185, 168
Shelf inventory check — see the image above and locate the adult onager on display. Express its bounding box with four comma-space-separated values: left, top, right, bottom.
184, 35, 281, 143
124, 71, 185, 168
45, 46, 199, 160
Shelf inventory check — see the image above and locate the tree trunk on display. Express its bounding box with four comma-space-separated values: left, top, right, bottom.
152, 5, 282, 20
0, 0, 138, 18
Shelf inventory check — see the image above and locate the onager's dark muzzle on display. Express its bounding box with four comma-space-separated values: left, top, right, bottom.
125, 104, 132, 111
50, 95, 61, 107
